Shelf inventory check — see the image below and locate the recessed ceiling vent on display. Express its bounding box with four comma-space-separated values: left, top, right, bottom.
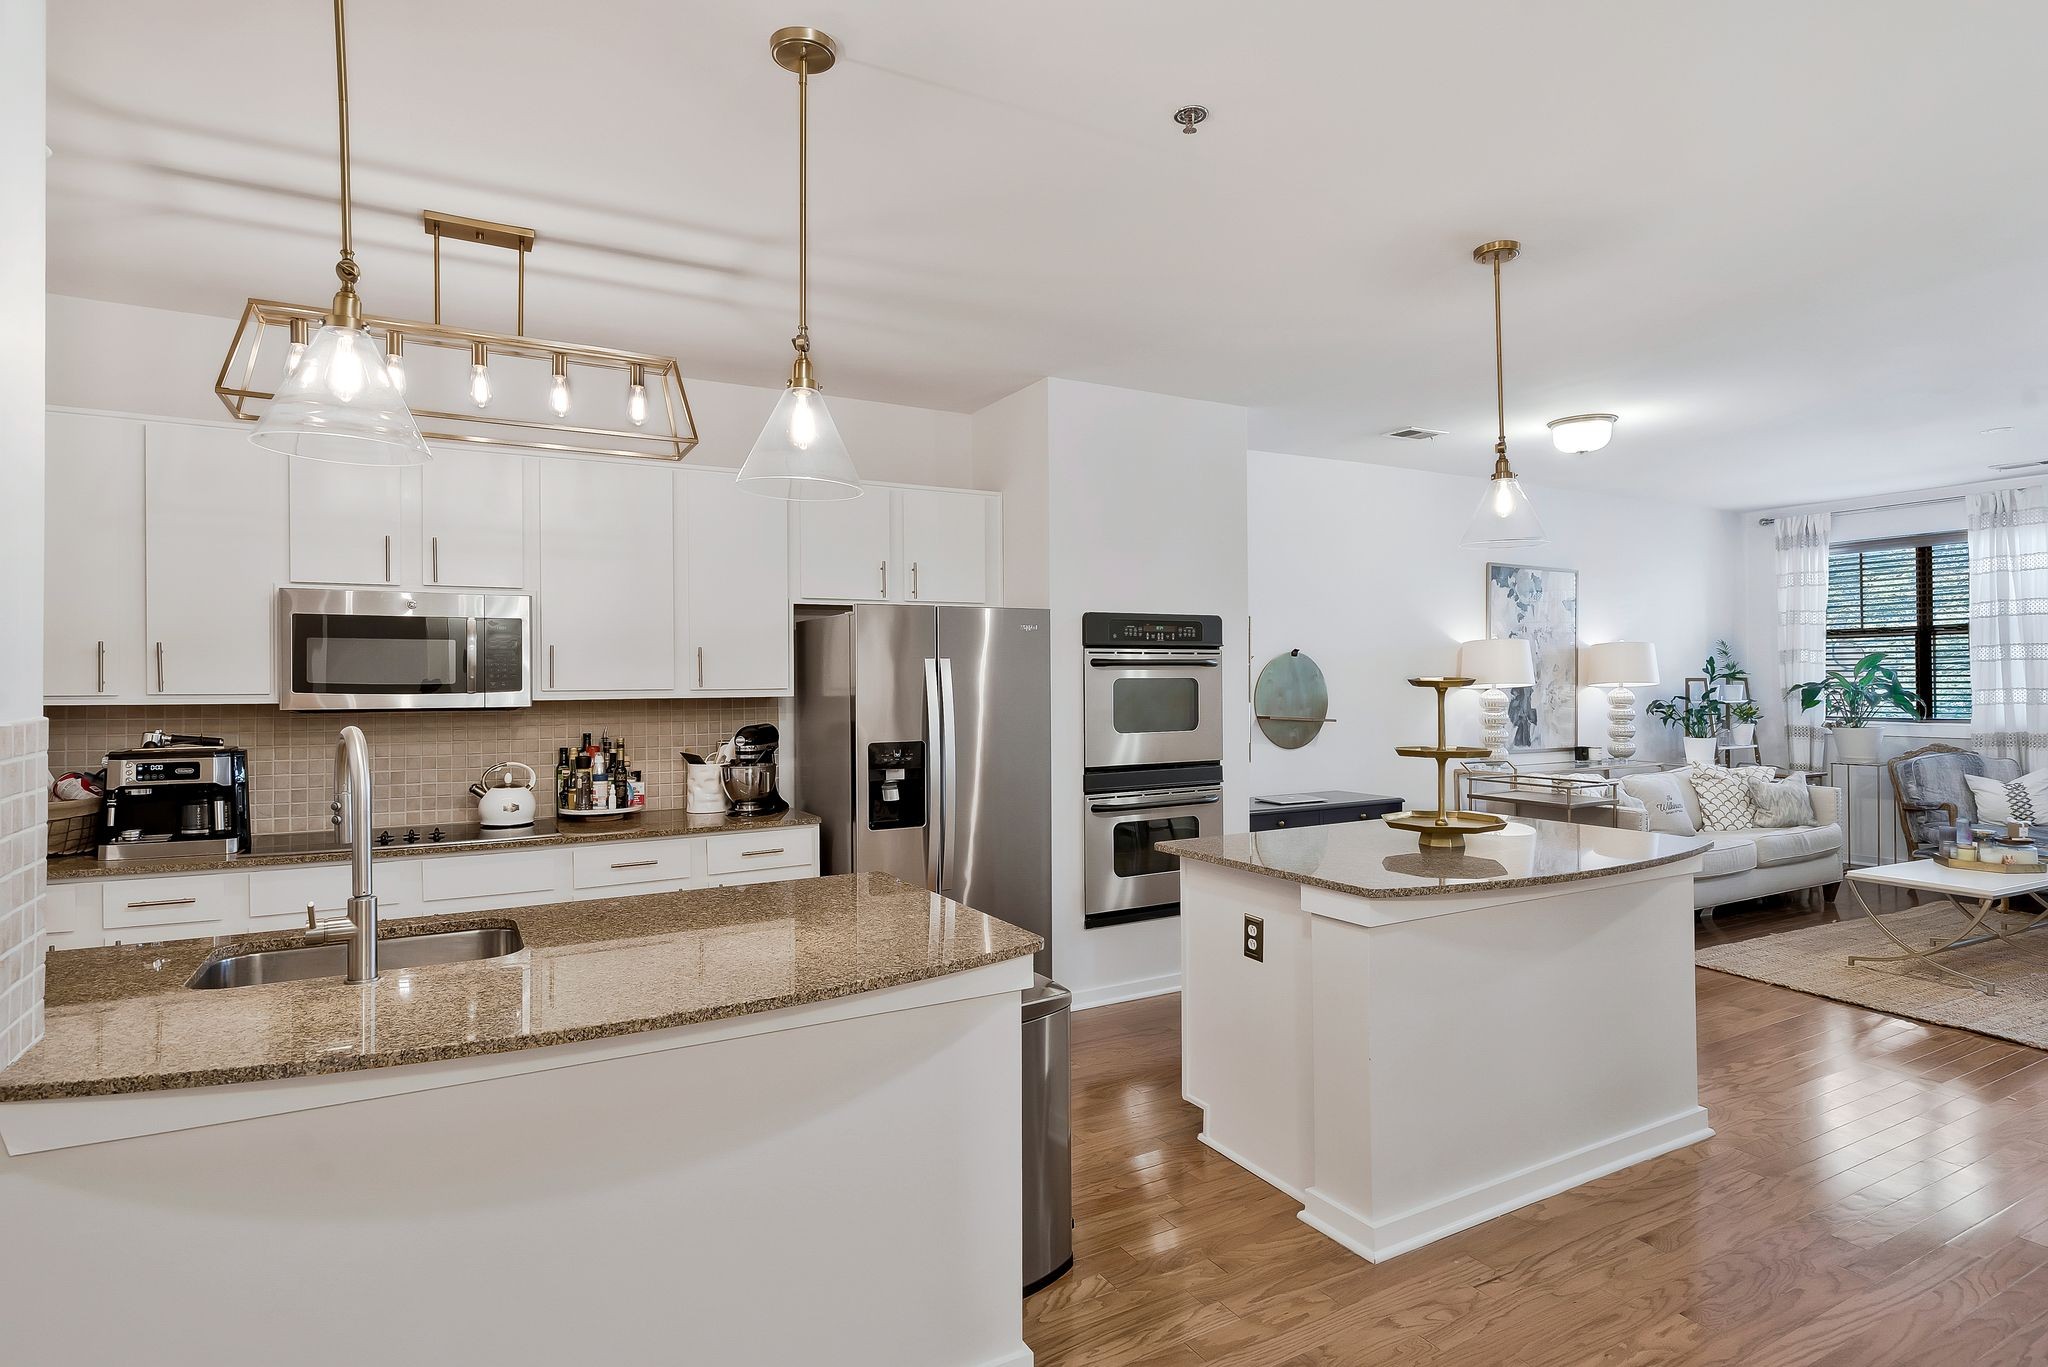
1384, 426, 1445, 441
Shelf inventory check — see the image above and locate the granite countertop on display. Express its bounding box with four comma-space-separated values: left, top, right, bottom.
48, 807, 820, 881
1161, 816, 1708, 898
0, 872, 1040, 1101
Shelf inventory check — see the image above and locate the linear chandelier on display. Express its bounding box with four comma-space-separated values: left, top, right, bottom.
219, 209, 699, 462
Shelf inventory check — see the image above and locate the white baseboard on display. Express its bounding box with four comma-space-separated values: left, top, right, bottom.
970, 1346, 1034, 1367
1069, 971, 1181, 1012
1198, 1129, 1306, 1202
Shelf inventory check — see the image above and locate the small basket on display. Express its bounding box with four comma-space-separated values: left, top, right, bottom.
46, 796, 102, 858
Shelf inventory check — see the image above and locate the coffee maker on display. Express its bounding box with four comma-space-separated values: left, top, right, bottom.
720, 723, 786, 816
98, 732, 253, 863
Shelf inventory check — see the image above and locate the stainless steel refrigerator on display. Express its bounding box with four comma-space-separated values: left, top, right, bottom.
793, 604, 1053, 976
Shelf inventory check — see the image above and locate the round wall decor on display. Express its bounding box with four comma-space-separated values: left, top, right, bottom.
1254, 649, 1332, 749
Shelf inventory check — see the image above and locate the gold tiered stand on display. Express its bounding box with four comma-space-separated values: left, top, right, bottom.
1386, 676, 1506, 850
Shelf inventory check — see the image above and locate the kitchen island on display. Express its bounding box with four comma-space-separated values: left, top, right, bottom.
1163, 817, 1710, 1263
0, 873, 1040, 1367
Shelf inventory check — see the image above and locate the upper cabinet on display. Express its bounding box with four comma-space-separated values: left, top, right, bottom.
45, 413, 146, 701
537, 460, 676, 695
143, 422, 288, 699
681, 467, 792, 694
421, 447, 527, 589
793, 484, 999, 606
288, 458, 404, 585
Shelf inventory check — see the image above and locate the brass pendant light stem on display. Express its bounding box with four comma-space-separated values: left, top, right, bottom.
1491, 253, 1505, 455
326, 0, 362, 328
770, 27, 837, 390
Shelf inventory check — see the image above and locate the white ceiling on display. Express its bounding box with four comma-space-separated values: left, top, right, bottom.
47, 1, 2048, 509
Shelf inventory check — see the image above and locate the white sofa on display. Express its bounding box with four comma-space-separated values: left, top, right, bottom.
1614, 771, 1845, 913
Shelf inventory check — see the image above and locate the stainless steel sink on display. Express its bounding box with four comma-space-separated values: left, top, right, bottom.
187, 926, 525, 989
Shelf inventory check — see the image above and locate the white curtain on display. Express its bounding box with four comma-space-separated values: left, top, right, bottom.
1969, 485, 2048, 769
1775, 512, 1831, 769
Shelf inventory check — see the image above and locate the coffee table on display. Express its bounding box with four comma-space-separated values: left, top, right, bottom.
1844, 859, 2048, 995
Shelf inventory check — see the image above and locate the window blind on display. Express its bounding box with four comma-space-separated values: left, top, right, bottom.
1825, 538, 1969, 720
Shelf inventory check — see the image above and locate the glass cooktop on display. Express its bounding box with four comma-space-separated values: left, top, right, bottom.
255, 817, 560, 856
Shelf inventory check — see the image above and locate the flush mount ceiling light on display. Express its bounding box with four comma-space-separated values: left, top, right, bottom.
241, 0, 429, 466
1546, 413, 1619, 454
737, 25, 863, 501
1461, 240, 1546, 548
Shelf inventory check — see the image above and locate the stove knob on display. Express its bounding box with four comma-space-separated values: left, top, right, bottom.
375, 830, 393, 846
428, 827, 446, 842
403, 828, 420, 844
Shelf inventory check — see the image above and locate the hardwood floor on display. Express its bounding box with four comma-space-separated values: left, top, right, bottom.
1026, 892, 2048, 1365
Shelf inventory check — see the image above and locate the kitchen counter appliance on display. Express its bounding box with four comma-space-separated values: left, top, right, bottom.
722, 724, 786, 816
98, 734, 252, 863
278, 587, 531, 710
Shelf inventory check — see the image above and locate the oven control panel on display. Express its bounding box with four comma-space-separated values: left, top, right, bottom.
1081, 612, 1223, 650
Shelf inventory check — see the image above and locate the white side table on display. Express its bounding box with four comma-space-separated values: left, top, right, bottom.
1844, 859, 2048, 995
1828, 758, 1896, 868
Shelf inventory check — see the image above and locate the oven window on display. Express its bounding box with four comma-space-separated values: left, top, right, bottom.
293, 614, 468, 695
1112, 677, 1200, 734
1112, 815, 1198, 878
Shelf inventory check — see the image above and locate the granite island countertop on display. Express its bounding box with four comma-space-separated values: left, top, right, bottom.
1161, 816, 1708, 898
0, 872, 1040, 1101
48, 806, 820, 881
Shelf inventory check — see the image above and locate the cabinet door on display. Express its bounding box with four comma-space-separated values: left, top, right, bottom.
537, 460, 675, 693
794, 493, 894, 601
288, 457, 404, 585
899, 489, 990, 604
144, 423, 288, 697
46, 413, 146, 700
422, 447, 527, 588
681, 467, 792, 693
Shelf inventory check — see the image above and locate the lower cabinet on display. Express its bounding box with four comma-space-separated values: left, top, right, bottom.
49, 825, 821, 949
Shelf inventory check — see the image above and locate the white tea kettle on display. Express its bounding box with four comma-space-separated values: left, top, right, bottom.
470, 761, 538, 829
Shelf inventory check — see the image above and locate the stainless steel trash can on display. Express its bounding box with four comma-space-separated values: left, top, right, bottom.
1022, 974, 1073, 1294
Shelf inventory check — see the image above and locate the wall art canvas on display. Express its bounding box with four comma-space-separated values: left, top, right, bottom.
1484, 563, 1579, 752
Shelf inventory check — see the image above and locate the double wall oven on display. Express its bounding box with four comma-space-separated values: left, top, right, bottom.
1081, 612, 1224, 928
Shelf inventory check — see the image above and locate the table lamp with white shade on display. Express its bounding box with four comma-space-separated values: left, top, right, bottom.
1583, 641, 1660, 761
1456, 638, 1536, 759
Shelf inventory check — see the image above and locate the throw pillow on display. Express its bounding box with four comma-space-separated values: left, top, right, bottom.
1746, 775, 1817, 828
1688, 765, 1757, 832
1966, 769, 2048, 827
1623, 769, 1699, 836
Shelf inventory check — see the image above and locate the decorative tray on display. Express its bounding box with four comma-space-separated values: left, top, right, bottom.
1935, 854, 2046, 874
557, 806, 641, 822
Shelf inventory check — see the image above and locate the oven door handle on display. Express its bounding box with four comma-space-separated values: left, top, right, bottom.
1088, 658, 1220, 669
1089, 794, 1222, 814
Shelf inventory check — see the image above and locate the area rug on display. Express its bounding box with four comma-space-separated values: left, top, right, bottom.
1694, 904, 2048, 1049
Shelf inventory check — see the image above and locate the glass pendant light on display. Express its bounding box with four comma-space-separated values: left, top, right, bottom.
251, 0, 430, 466
736, 26, 863, 501
1461, 240, 1545, 548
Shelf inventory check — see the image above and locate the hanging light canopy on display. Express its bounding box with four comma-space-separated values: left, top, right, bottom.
737, 26, 863, 502
250, 0, 431, 466
1460, 240, 1545, 548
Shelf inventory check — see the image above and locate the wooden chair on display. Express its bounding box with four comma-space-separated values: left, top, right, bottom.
1886, 742, 2020, 858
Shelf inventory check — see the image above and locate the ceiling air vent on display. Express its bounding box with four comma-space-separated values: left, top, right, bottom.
1384, 426, 1445, 441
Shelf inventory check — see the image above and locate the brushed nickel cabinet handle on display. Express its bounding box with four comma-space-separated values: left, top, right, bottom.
126, 897, 197, 910
911, 562, 919, 599
96, 640, 105, 694
155, 641, 165, 692
879, 560, 888, 597
740, 847, 786, 858
431, 535, 440, 583
548, 644, 557, 688
610, 859, 659, 870
696, 645, 705, 687
384, 534, 393, 581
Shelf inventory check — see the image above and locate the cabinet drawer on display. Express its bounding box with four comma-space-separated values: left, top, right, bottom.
572, 840, 701, 891
44, 884, 103, 947
417, 849, 562, 903
704, 828, 814, 876
101, 873, 240, 932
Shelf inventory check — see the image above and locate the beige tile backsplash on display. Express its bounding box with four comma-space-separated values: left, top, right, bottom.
48, 701, 779, 836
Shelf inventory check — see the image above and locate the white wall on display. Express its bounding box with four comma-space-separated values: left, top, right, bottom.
1248, 452, 1744, 805
44, 294, 977, 490
969, 380, 1050, 609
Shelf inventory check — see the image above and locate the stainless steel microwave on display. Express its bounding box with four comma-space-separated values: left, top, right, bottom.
278, 587, 531, 711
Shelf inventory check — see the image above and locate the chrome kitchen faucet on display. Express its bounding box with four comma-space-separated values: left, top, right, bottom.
306, 724, 381, 983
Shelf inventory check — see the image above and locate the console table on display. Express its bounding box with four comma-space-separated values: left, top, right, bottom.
1249, 791, 1402, 832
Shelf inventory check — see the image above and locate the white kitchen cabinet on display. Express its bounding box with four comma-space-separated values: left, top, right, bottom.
898, 488, 990, 604
288, 457, 404, 585
794, 493, 894, 601
681, 467, 792, 694
144, 422, 288, 698
537, 460, 676, 694
421, 447, 527, 588
45, 412, 146, 701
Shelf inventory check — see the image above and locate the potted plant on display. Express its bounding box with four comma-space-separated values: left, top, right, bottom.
1788, 651, 1922, 763
1646, 694, 1723, 766
1728, 699, 1762, 748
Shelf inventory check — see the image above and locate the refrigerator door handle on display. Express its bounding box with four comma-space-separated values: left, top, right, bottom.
923, 656, 944, 893
939, 656, 959, 896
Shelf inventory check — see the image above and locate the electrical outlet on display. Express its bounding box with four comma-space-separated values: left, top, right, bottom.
1243, 914, 1264, 962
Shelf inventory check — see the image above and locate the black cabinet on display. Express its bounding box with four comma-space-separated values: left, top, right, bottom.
1248, 790, 1402, 832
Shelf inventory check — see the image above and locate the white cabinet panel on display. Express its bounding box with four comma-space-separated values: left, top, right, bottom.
537, 461, 676, 694
794, 494, 893, 602
418, 848, 564, 903
571, 839, 703, 891
46, 413, 145, 700
898, 489, 990, 604
682, 467, 792, 693
144, 423, 288, 698
288, 458, 403, 585
100, 873, 241, 935
705, 826, 817, 876
422, 447, 526, 588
